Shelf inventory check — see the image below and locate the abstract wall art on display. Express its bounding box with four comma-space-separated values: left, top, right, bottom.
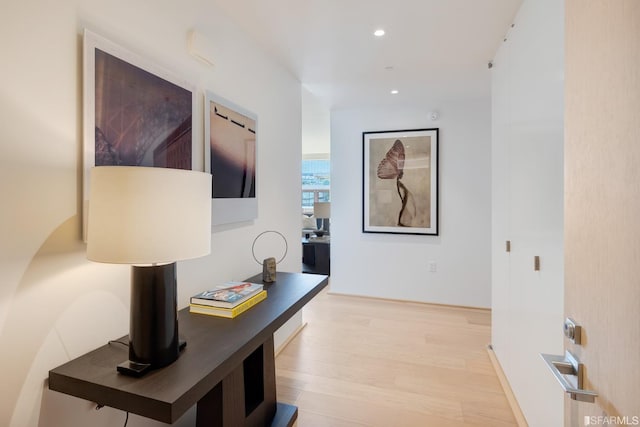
204, 91, 258, 226
82, 30, 195, 238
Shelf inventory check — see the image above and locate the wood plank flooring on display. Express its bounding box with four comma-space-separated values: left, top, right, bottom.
275, 288, 517, 427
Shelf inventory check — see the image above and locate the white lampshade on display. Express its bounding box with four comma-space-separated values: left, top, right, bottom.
313, 201, 331, 219
87, 166, 212, 265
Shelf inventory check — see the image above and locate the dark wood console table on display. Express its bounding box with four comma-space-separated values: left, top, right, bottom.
48, 272, 328, 426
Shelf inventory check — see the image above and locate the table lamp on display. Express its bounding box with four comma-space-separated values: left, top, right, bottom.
313, 201, 331, 236
87, 166, 211, 376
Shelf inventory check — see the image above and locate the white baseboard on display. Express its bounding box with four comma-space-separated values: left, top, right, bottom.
487, 345, 529, 427
275, 321, 307, 356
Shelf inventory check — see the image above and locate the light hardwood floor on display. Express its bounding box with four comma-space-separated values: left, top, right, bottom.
275, 288, 517, 427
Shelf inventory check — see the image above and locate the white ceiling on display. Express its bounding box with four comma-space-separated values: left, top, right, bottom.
213, 0, 522, 109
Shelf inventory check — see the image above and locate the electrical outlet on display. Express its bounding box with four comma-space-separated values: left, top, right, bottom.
428, 261, 437, 272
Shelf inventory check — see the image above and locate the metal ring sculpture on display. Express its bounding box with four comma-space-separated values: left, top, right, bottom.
251, 230, 288, 265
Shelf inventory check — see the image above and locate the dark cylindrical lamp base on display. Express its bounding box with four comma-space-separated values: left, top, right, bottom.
120, 263, 180, 375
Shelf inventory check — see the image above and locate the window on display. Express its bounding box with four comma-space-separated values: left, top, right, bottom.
302, 157, 330, 211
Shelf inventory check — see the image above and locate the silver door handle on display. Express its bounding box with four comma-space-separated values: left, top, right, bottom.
540, 351, 598, 403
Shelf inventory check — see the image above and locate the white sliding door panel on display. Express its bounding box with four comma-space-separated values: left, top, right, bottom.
491, 0, 565, 425
490, 32, 513, 376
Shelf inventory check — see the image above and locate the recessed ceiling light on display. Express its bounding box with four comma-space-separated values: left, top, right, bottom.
391, 90, 399, 94
374, 29, 385, 37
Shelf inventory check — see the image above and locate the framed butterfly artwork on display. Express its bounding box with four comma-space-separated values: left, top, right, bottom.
362, 128, 439, 235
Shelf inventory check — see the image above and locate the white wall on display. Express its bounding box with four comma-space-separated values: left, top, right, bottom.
491, 0, 565, 425
0, 1, 302, 426
302, 87, 331, 155
330, 100, 492, 308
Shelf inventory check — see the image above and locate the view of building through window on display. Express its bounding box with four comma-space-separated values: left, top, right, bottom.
302, 158, 330, 210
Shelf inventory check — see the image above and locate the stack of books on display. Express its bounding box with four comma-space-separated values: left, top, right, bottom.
189, 282, 266, 318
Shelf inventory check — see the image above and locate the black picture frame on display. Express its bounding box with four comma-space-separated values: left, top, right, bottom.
362, 128, 439, 235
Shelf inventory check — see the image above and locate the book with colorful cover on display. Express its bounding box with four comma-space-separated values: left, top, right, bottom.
189, 290, 267, 318
190, 282, 264, 308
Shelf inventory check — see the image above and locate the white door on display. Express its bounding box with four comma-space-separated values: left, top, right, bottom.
561, 1, 640, 425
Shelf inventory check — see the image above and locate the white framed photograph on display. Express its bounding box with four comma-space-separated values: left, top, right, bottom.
204, 91, 258, 226
82, 29, 195, 238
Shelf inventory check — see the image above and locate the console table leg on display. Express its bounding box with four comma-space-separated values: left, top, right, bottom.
197, 365, 246, 426
196, 383, 222, 427
262, 336, 277, 416
245, 336, 276, 426
196, 337, 278, 427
